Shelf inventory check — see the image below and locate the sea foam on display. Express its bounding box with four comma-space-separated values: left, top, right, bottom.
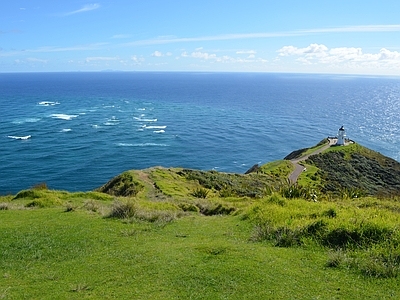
142, 125, 167, 129
8, 135, 31, 140
116, 142, 168, 147
38, 101, 60, 106
51, 114, 78, 120
12, 118, 41, 124
133, 117, 157, 122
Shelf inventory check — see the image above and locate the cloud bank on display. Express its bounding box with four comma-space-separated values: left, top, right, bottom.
277, 44, 400, 70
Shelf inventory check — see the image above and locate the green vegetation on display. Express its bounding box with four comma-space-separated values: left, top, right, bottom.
258, 160, 294, 179
306, 143, 400, 195
1, 142, 400, 298
284, 138, 329, 160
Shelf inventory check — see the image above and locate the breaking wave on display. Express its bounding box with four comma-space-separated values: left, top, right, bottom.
116, 142, 168, 147
133, 117, 157, 122
8, 135, 31, 140
12, 118, 41, 124
51, 114, 79, 120
142, 125, 167, 129
38, 101, 60, 106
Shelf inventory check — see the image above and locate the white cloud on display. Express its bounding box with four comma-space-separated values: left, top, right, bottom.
152, 51, 163, 57
278, 44, 328, 57
112, 34, 131, 39
277, 44, 400, 70
26, 57, 48, 63
64, 4, 100, 16
191, 51, 217, 60
29, 43, 108, 53
236, 50, 256, 54
85, 56, 118, 63
180, 51, 267, 64
13, 58, 48, 64
131, 55, 145, 63
378, 48, 400, 60
124, 24, 400, 46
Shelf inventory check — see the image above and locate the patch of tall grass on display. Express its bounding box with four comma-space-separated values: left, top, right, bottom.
245, 197, 400, 277
106, 199, 183, 224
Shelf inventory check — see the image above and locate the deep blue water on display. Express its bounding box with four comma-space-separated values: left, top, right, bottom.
1, 72, 399, 194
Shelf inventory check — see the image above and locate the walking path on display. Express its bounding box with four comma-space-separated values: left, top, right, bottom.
288, 138, 336, 184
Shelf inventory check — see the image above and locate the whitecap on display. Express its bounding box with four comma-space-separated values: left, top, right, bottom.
143, 125, 167, 129
133, 117, 157, 122
61, 129, 72, 132
116, 142, 168, 147
107, 116, 119, 122
38, 101, 60, 106
12, 118, 41, 124
137, 108, 146, 111
103, 122, 117, 126
51, 114, 78, 120
8, 135, 31, 140
153, 130, 165, 134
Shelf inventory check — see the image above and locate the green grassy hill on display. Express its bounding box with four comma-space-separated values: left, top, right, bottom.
1, 141, 400, 299
305, 143, 400, 196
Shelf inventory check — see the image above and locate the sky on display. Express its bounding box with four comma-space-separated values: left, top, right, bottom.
1, 0, 400, 75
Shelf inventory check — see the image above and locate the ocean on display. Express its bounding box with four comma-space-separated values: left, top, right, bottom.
1, 72, 399, 194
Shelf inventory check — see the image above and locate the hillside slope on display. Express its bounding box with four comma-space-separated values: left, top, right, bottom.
96, 141, 400, 199
304, 143, 400, 195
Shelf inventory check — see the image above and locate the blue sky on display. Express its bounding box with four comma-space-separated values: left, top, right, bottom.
1, 1, 400, 74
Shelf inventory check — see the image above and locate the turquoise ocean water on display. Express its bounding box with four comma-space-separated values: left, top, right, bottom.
1, 72, 399, 194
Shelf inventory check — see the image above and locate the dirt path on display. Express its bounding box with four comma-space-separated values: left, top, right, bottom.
288, 139, 336, 184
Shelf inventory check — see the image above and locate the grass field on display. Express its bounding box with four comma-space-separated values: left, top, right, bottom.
1, 142, 400, 299
1, 187, 400, 299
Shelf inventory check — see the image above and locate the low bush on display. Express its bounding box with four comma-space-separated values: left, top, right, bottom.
0, 202, 9, 210
195, 201, 236, 216
134, 209, 180, 224
64, 203, 76, 212
178, 169, 276, 198
192, 187, 209, 198
83, 199, 100, 212
178, 202, 200, 212
13, 189, 42, 200
107, 200, 137, 219
326, 249, 347, 268
31, 182, 48, 190
321, 223, 393, 249
279, 183, 317, 200
98, 172, 144, 197
25, 198, 61, 208
266, 194, 286, 206
251, 224, 301, 247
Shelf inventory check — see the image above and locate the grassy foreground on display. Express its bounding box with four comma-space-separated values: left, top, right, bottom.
1, 142, 400, 299
1, 187, 400, 299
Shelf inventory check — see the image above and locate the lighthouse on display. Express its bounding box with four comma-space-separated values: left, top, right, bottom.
336, 126, 346, 145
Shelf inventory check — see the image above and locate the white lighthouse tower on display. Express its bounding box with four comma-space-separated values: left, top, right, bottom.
336, 126, 346, 146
